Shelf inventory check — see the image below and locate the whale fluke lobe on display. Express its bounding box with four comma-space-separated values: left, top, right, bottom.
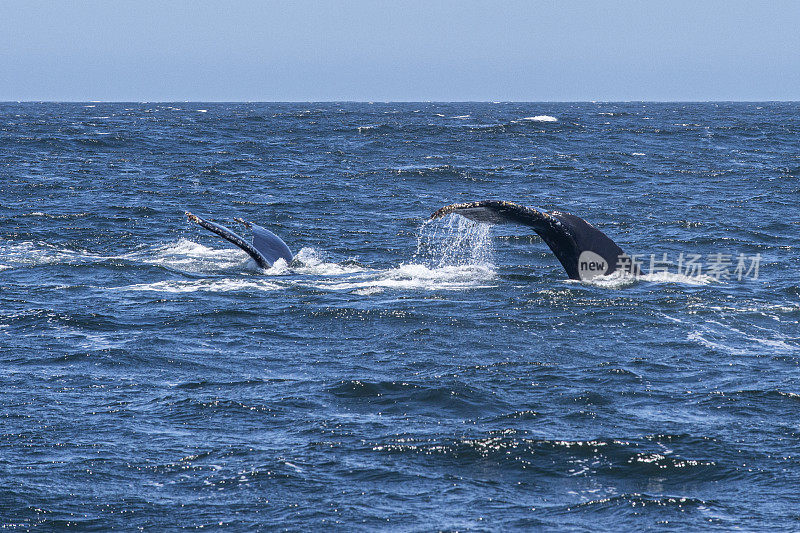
185, 212, 292, 268
249, 223, 293, 266
430, 200, 634, 280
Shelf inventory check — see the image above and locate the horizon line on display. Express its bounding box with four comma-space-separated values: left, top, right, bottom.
2, 100, 799, 104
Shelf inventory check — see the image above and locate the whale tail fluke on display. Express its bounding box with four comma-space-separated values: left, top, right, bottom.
430, 200, 636, 280
185, 212, 293, 268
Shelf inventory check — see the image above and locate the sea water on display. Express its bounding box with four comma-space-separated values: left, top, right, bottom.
1, 102, 799, 529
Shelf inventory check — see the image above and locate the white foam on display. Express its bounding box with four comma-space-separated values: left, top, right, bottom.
574, 269, 638, 289
687, 319, 798, 356
0, 239, 252, 273
0, 241, 102, 266
575, 269, 715, 289
142, 239, 253, 273
704, 303, 800, 317
49, 325, 127, 351
639, 271, 715, 285
197, 109, 208, 113
120, 278, 281, 294
353, 286, 383, 296
287, 216, 496, 293
289, 247, 366, 276
658, 311, 799, 357
307, 263, 496, 293
522, 115, 558, 122
451, 115, 471, 119
264, 257, 290, 274
284, 220, 498, 294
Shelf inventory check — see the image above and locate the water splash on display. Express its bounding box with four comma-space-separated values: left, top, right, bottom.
575, 269, 717, 289
414, 214, 494, 268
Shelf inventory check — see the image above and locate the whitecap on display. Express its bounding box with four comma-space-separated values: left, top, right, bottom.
308, 263, 496, 293
289, 247, 366, 276
573, 270, 638, 289
687, 320, 798, 357
0, 241, 102, 266
522, 115, 557, 122
639, 271, 714, 285
353, 286, 383, 296
575, 269, 714, 289
118, 278, 281, 294
142, 239, 252, 273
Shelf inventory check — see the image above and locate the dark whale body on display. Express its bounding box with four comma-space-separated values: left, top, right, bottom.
431, 200, 636, 280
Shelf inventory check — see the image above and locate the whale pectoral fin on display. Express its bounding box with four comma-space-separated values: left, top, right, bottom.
430, 200, 634, 280
186, 211, 271, 268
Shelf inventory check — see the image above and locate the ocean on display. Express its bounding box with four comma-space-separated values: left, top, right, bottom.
1, 102, 798, 530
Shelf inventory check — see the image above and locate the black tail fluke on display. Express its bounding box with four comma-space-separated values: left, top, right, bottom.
430, 200, 635, 280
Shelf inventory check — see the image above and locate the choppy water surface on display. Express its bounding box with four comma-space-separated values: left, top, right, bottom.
1, 102, 799, 530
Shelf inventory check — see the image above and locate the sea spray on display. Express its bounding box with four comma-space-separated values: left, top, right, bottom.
414, 214, 494, 268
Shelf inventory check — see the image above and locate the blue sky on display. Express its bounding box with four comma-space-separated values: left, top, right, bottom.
1, 0, 798, 101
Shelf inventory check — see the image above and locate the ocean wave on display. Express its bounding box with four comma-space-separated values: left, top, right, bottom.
141, 239, 256, 273
356, 124, 386, 133
596, 111, 631, 117
171, 377, 292, 390
0, 241, 105, 267
687, 319, 798, 356
118, 278, 282, 294
330, 379, 507, 417
389, 164, 472, 179
575, 269, 715, 289
306, 263, 496, 293
521, 115, 558, 122
15, 211, 94, 219
370, 434, 721, 480
283, 247, 365, 276
567, 493, 710, 512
